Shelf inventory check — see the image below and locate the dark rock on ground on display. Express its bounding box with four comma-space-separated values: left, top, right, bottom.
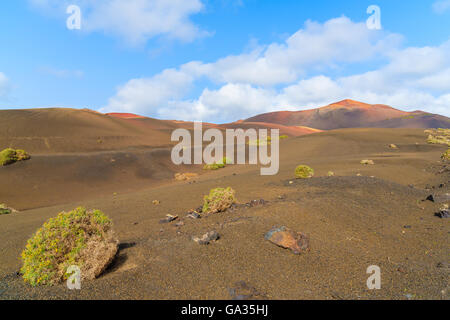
228, 281, 267, 300
426, 193, 450, 203
265, 226, 310, 254
193, 231, 220, 245
187, 211, 201, 219
159, 214, 178, 223
435, 209, 449, 218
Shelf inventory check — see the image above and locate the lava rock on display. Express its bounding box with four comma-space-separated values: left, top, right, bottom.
193, 231, 220, 245
435, 209, 449, 219
187, 211, 201, 219
159, 214, 178, 223
247, 199, 267, 207
265, 226, 310, 254
426, 193, 450, 203
228, 281, 266, 300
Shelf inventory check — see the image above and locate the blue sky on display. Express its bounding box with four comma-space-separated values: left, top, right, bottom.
0, 0, 449, 122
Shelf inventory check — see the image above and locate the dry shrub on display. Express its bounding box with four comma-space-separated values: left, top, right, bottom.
174, 172, 198, 181
203, 163, 225, 170
20, 207, 118, 286
360, 159, 375, 165
202, 187, 236, 214
294, 165, 314, 179
426, 129, 450, 146
442, 148, 450, 161
0, 148, 31, 166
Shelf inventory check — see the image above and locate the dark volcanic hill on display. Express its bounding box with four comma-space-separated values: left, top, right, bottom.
244, 99, 450, 130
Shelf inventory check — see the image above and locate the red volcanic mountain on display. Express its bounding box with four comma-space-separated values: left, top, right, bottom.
244, 99, 450, 130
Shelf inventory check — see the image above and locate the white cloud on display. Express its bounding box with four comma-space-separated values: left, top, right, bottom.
29, 0, 208, 45
0, 72, 11, 99
191, 17, 402, 86
106, 68, 195, 115
433, 0, 450, 14
106, 17, 450, 121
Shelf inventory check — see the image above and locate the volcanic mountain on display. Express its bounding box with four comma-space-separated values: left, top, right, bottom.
244, 99, 450, 130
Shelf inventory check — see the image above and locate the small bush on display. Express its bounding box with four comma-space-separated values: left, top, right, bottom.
202, 187, 236, 214
15, 149, 31, 161
426, 129, 450, 146
20, 207, 118, 286
327, 171, 335, 177
0, 148, 31, 166
279, 135, 289, 139
0, 204, 11, 215
0, 148, 18, 166
295, 165, 314, 179
218, 157, 233, 165
442, 148, 450, 161
174, 172, 198, 181
203, 162, 225, 170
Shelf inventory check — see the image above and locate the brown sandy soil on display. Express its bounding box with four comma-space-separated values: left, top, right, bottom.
0, 127, 448, 300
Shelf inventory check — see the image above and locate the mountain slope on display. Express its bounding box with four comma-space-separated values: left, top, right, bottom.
244, 99, 450, 130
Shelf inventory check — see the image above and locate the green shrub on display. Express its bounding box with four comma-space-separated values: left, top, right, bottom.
0, 204, 11, 215
442, 148, 450, 161
327, 171, 335, 177
20, 207, 118, 286
294, 165, 314, 179
202, 187, 236, 214
0, 148, 31, 166
0, 148, 18, 166
15, 149, 31, 161
426, 129, 450, 146
279, 135, 289, 139
203, 162, 225, 170
218, 157, 233, 165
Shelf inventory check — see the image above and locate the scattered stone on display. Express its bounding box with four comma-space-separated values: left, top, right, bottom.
193, 231, 220, 245
435, 204, 449, 218
289, 181, 293, 184
159, 214, 178, 224
356, 173, 362, 177
247, 199, 266, 207
152, 200, 160, 205
403, 225, 412, 229
175, 221, 185, 227
426, 193, 450, 203
228, 281, 266, 300
264, 226, 310, 255
187, 212, 201, 219
360, 159, 375, 165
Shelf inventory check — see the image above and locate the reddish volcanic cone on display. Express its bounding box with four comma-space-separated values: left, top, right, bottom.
106, 113, 147, 119
244, 99, 450, 130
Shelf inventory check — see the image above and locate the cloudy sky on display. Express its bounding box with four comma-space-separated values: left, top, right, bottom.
1, 0, 449, 122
